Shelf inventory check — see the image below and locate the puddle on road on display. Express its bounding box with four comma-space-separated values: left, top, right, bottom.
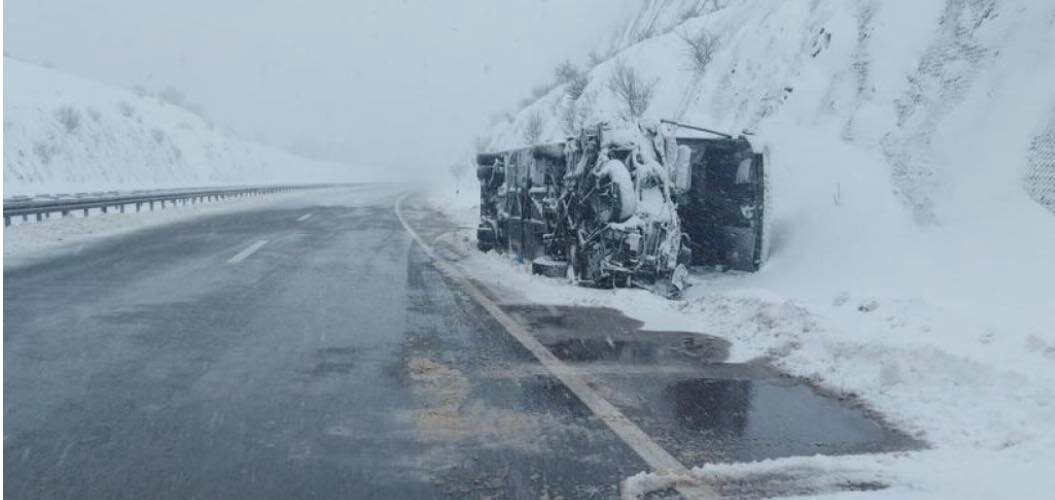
543, 334, 728, 364
505, 305, 922, 468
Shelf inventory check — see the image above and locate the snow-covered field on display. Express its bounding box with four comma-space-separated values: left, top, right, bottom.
433, 0, 1055, 497
3, 57, 369, 196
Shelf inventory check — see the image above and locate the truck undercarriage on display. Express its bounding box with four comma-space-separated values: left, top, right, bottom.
476, 120, 766, 297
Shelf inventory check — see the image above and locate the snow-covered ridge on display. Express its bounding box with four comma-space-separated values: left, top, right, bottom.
3, 58, 361, 196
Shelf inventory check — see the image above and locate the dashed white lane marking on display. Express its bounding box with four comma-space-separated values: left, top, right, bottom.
394, 193, 715, 499
227, 240, 269, 264
296, 213, 312, 222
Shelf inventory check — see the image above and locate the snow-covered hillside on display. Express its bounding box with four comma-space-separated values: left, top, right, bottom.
483, 0, 1055, 323
448, 0, 1055, 497
4, 58, 363, 195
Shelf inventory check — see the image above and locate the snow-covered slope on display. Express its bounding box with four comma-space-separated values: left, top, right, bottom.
485, 0, 1055, 314
4, 58, 362, 195
459, 0, 1055, 497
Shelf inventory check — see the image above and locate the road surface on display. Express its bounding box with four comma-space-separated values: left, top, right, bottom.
4, 185, 915, 499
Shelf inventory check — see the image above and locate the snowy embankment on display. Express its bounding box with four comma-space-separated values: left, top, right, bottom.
433, 0, 1055, 498
3, 57, 362, 196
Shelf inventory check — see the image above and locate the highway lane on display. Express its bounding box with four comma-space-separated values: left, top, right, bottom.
4, 186, 648, 499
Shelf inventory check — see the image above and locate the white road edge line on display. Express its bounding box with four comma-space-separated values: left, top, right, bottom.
394, 193, 716, 500
227, 240, 269, 264
297, 213, 312, 222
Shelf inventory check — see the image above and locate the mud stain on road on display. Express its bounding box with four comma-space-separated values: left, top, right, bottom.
405, 356, 593, 452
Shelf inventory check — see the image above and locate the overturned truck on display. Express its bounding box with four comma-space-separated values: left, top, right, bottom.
475, 120, 766, 296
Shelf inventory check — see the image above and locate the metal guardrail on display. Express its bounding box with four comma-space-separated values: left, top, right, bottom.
3, 184, 338, 226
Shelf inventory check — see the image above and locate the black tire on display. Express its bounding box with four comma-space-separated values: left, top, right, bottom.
476, 224, 496, 252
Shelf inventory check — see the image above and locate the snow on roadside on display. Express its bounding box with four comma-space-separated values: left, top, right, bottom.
430, 187, 1055, 498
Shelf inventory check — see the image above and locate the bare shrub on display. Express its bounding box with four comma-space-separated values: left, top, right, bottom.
530, 84, 552, 100
183, 102, 211, 124
566, 72, 590, 100
553, 60, 590, 100
117, 101, 136, 117
87, 106, 102, 122
554, 60, 579, 84
55, 106, 81, 133
607, 60, 658, 119
587, 50, 604, 68
33, 142, 56, 164
679, 3, 705, 21
680, 29, 719, 73
632, 24, 657, 43
158, 85, 185, 106
523, 112, 544, 144
151, 128, 166, 144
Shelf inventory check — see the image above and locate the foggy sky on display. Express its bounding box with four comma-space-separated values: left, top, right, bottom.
5, 0, 635, 177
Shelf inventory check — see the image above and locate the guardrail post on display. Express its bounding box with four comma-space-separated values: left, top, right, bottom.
4, 215, 10, 226
101, 206, 108, 214
36, 213, 43, 222
83, 208, 89, 217
61, 210, 70, 218
120, 204, 126, 214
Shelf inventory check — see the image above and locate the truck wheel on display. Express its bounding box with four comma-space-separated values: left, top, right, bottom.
476, 225, 496, 252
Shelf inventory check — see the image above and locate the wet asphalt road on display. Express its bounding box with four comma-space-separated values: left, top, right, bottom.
4, 185, 917, 499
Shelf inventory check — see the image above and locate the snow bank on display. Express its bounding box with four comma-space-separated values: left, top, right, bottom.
3, 57, 365, 196
440, 0, 1055, 497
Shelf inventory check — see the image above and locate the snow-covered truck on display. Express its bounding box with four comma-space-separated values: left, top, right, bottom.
475, 120, 765, 296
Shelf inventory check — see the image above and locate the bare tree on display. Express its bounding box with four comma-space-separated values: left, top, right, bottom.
680, 28, 719, 73
607, 60, 658, 119
523, 112, 544, 144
